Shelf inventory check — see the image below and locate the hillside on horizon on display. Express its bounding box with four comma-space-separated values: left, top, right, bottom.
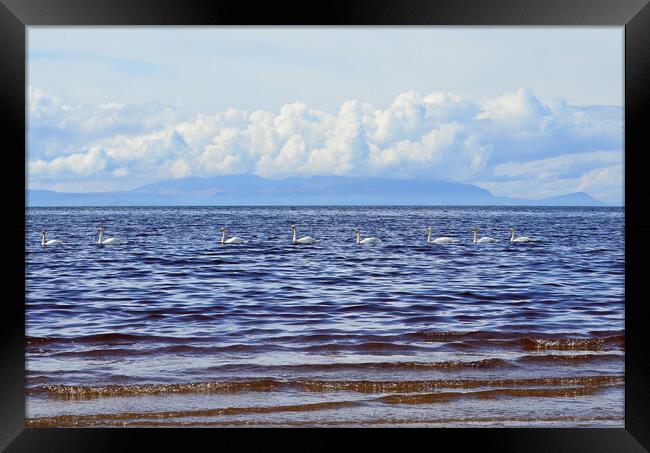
27, 175, 612, 207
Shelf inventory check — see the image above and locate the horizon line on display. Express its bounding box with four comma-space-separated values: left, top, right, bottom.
26, 204, 624, 208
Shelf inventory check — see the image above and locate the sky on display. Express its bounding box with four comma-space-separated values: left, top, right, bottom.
27, 27, 624, 204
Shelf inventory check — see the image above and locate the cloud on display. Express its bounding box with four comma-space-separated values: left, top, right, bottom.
29, 146, 108, 176
578, 163, 624, 203
28, 86, 184, 160
475, 149, 623, 203
491, 150, 622, 180
477, 88, 551, 124
161, 158, 192, 179
27, 87, 623, 202
477, 163, 624, 204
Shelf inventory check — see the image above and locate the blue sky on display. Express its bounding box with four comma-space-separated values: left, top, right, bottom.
27, 27, 624, 203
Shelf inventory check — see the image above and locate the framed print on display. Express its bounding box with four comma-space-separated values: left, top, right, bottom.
1, 0, 649, 451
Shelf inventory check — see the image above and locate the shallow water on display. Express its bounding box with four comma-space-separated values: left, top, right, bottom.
25, 206, 624, 427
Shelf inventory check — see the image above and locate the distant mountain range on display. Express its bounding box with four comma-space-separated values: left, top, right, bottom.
27, 175, 611, 207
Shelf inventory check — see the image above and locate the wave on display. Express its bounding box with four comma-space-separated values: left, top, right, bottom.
299, 342, 428, 353
28, 375, 623, 398
26, 400, 361, 427
520, 336, 624, 351
25, 382, 623, 427
26, 414, 625, 428
25, 333, 218, 347
47, 343, 270, 358
296, 375, 622, 393
205, 358, 514, 374
26, 331, 625, 353
517, 353, 623, 365
406, 330, 624, 345
377, 384, 621, 405
28, 379, 285, 397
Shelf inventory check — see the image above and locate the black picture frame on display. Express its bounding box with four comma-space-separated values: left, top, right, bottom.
2, 0, 648, 451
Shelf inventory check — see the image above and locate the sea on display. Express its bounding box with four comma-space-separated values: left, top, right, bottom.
25, 206, 625, 427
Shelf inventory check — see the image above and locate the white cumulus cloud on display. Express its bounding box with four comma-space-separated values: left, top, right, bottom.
27, 87, 623, 202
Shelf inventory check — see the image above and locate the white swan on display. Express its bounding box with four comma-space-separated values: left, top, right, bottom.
509, 227, 533, 243
473, 226, 498, 244
426, 226, 459, 244
355, 229, 381, 245
219, 227, 247, 244
40, 230, 63, 246
96, 227, 121, 245
291, 225, 318, 244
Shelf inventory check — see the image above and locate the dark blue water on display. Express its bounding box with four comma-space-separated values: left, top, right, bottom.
25, 206, 624, 427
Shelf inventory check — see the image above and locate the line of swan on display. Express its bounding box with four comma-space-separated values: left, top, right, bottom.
509, 227, 533, 243
41, 226, 534, 247
355, 229, 381, 245
219, 227, 247, 244
473, 226, 498, 244
292, 225, 318, 244
426, 226, 459, 244
96, 227, 122, 245
40, 230, 63, 246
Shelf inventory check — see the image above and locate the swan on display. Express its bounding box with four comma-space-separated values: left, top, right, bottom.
473, 226, 498, 244
291, 225, 318, 244
355, 229, 381, 245
40, 230, 63, 246
509, 227, 533, 243
96, 227, 121, 245
426, 226, 459, 244
219, 227, 247, 244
